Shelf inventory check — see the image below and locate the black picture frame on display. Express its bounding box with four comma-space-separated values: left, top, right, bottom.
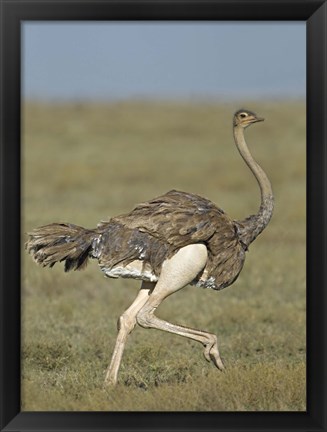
0, 0, 326, 431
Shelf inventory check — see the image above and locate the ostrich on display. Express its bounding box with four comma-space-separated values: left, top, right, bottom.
26, 109, 274, 386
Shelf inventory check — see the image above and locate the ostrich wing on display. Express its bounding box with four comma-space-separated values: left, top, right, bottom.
96, 190, 244, 288
110, 190, 234, 248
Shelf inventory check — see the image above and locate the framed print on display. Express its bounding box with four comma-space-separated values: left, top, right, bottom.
0, 0, 326, 431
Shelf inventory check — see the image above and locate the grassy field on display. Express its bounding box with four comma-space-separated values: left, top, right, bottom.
21, 100, 306, 411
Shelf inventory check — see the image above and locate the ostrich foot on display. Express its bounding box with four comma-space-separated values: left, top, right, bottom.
203, 338, 225, 371
103, 371, 118, 387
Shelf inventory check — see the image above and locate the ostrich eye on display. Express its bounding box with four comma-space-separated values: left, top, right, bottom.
240, 113, 247, 118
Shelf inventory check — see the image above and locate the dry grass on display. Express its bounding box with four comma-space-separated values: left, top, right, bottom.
22, 100, 306, 411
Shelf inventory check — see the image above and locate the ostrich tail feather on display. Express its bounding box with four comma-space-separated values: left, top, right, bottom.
25, 223, 97, 271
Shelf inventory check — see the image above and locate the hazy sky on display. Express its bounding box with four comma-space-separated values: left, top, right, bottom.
22, 22, 305, 101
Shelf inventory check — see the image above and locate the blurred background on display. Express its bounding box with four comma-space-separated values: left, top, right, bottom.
22, 22, 306, 411
22, 22, 305, 101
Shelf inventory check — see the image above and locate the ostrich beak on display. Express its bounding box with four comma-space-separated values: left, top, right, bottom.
254, 116, 264, 123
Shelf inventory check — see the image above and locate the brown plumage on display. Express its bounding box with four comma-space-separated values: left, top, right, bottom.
26, 223, 96, 271
96, 189, 246, 290
26, 109, 274, 386
26, 189, 245, 290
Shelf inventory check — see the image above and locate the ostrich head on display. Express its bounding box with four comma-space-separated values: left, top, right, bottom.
233, 109, 264, 128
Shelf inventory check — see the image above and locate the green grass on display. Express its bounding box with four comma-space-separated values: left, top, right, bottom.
22, 100, 306, 411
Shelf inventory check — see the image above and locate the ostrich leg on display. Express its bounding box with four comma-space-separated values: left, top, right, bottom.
104, 281, 154, 386
136, 244, 225, 370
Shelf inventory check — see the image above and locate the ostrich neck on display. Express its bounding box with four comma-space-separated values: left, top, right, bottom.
233, 125, 274, 246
